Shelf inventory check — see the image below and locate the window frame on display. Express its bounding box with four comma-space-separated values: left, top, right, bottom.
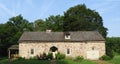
66, 48, 71, 55
30, 48, 34, 55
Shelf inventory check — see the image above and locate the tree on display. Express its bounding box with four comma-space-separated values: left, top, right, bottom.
63, 4, 107, 38
106, 37, 120, 57
8, 15, 34, 32
34, 19, 46, 31
0, 15, 34, 56
45, 15, 64, 31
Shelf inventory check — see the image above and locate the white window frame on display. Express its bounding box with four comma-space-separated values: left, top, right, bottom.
65, 35, 71, 39
66, 48, 71, 55
30, 48, 35, 55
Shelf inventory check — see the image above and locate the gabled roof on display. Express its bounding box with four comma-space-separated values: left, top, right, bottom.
8, 45, 19, 50
19, 31, 105, 42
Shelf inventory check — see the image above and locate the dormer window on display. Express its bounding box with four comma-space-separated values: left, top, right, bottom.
46, 29, 51, 33
65, 32, 71, 39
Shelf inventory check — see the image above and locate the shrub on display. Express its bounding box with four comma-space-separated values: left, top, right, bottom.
18, 57, 25, 60
29, 56, 38, 60
100, 55, 111, 60
106, 44, 114, 59
74, 56, 84, 62
37, 53, 47, 60
47, 52, 53, 60
55, 52, 65, 60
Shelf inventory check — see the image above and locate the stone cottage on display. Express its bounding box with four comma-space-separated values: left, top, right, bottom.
18, 30, 105, 60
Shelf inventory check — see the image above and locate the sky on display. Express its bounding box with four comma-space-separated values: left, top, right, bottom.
0, 0, 120, 37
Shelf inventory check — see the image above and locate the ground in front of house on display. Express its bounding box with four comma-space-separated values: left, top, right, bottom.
0, 55, 120, 64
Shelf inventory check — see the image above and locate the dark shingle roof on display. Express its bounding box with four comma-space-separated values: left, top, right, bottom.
8, 45, 19, 50
19, 31, 105, 42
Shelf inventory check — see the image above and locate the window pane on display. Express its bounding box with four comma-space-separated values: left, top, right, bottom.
31, 49, 34, 54
67, 48, 70, 54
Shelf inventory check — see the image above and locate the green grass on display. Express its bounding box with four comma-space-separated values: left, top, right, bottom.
0, 58, 97, 64
0, 59, 50, 64
0, 57, 7, 60
64, 59, 97, 64
1, 55, 120, 64
108, 55, 120, 64
0, 59, 9, 64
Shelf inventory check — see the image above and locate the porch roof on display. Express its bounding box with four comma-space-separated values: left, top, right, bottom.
8, 45, 19, 50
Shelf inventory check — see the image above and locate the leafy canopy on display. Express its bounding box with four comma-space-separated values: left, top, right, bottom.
63, 4, 107, 38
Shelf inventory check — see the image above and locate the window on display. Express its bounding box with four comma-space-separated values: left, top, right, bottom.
67, 48, 70, 54
65, 32, 71, 39
92, 47, 95, 50
30, 48, 34, 54
65, 35, 70, 39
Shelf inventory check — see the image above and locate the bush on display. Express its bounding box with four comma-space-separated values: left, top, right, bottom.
37, 53, 47, 60
100, 55, 111, 60
74, 56, 84, 62
18, 57, 25, 60
55, 52, 65, 60
46, 53, 53, 60
106, 43, 114, 59
29, 56, 38, 60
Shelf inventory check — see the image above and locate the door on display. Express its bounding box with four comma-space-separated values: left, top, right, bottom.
87, 50, 99, 60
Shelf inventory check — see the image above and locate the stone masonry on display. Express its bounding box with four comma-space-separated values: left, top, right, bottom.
19, 41, 105, 59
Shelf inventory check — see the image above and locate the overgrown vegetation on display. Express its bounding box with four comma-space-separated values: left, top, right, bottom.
46, 53, 53, 60
0, 58, 97, 64
37, 53, 47, 60
100, 55, 111, 60
55, 52, 65, 60
74, 56, 84, 62
1, 55, 120, 64
106, 37, 120, 59
108, 55, 120, 64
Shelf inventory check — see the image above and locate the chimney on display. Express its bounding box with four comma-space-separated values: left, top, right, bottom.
46, 29, 51, 33
64, 32, 71, 39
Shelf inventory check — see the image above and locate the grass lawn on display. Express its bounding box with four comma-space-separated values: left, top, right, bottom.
0, 58, 97, 64
59, 59, 98, 64
0, 59, 51, 64
108, 55, 120, 64
1, 56, 120, 64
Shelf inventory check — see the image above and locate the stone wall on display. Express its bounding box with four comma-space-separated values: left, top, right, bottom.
19, 41, 105, 59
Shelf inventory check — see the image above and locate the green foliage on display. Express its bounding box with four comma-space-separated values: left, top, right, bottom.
45, 15, 64, 31
0, 15, 34, 56
106, 44, 114, 59
55, 52, 65, 60
58, 59, 97, 64
74, 56, 84, 62
100, 55, 111, 60
106, 37, 120, 54
34, 19, 46, 31
46, 53, 53, 60
63, 4, 107, 38
0, 58, 97, 64
37, 53, 47, 60
0, 4, 109, 57
105, 37, 120, 59
0, 59, 50, 64
18, 57, 25, 60
108, 55, 120, 64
